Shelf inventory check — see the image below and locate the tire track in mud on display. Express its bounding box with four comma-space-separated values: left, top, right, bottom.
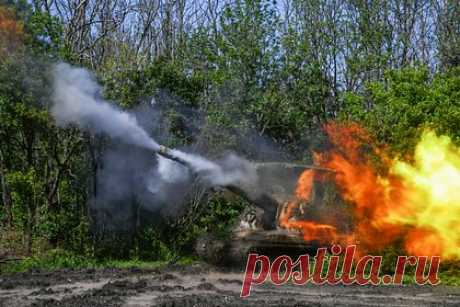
1, 264, 460, 306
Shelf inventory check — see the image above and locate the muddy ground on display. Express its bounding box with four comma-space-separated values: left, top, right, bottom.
1, 264, 460, 306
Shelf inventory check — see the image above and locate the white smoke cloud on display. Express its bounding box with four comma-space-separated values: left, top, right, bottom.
52, 63, 160, 151
51, 63, 258, 210
171, 150, 257, 188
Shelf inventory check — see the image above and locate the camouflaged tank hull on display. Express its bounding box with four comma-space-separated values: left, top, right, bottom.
196, 162, 352, 265
225, 162, 335, 229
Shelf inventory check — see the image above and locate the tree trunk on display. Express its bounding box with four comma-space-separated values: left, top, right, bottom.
0, 152, 12, 227
24, 203, 33, 255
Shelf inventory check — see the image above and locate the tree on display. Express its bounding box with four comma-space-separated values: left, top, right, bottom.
342, 66, 460, 153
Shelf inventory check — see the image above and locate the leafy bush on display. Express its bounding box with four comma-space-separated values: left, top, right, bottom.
342, 66, 460, 154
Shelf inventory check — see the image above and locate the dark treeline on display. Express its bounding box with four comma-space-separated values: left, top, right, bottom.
0, 0, 459, 260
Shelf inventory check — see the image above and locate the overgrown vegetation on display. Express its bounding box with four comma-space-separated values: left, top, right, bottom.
0, 0, 459, 281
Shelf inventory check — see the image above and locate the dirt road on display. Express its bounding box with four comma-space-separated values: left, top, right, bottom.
1, 264, 460, 306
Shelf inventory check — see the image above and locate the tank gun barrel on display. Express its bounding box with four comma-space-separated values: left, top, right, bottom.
156, 145, 191, 167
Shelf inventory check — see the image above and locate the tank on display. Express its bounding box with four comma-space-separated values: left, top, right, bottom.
195, 162, 352, 265
154, 146, 351, 265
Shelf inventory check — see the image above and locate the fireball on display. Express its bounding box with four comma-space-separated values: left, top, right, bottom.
281, 122, 460, 259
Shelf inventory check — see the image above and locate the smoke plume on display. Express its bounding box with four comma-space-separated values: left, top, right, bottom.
52, 63, 160, 151
51, 63, 257, 226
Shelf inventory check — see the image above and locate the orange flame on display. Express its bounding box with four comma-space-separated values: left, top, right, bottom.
279, 201, 339, 244
279, 169, 340, 244
280, 121, 460, 259
295, 169, 314, 200
315, 122, 405, 252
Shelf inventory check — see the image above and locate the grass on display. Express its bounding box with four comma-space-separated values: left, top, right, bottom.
2, 249, 460, 287
439, 262, 460, 286
0, 249, 199, 274
439, 273, 460, 286
304, 253, 460, 286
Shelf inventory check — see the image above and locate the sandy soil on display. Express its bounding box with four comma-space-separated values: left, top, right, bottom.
1, 264, 460, 306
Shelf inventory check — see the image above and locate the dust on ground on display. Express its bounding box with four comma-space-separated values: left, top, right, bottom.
1, 263, 460, 306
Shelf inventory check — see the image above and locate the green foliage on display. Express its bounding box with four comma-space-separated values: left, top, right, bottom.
197, 195, 246, 238
88, 193, 246, 261
0, 248, 173, 274
439, 261, 460, 286
342, 66, 460, 154
1, 0, 460, 275
102, 58, 205, 108
92, 227, 176, 261
25, 11, 63, 55
0, 249, 96, 273
157, 193, 248, 257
